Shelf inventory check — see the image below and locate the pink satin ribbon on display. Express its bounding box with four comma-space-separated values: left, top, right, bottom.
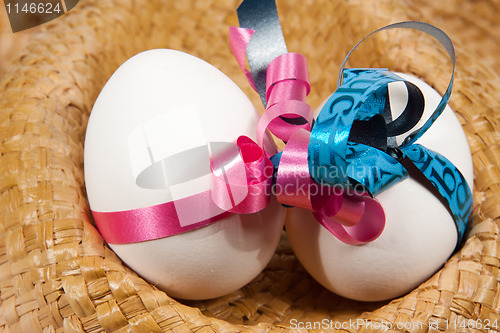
229, 27, 314, 151
92, 192, 232, 244
229, 27, 258, 91
210, 136, 273, 214
261, 53, 313, 146
92, 136, 273, 244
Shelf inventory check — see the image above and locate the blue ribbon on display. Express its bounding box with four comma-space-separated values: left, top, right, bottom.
309, 22, 472, 243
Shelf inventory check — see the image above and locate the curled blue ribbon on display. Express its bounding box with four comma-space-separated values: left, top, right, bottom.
309, 23, 472, 243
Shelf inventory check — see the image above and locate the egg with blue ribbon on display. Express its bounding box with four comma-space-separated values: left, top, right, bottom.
282, 21, 474, 301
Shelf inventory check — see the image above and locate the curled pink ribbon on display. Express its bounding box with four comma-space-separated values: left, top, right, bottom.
229, 26, 385, 245
275, 128, 384, 245
260, 53, 314, 147
210, 136, 273, 214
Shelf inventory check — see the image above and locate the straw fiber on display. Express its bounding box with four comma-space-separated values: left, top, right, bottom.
0, 0, 499, 332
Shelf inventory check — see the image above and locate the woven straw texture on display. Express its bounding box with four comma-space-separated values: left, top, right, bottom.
1, 0, 499, 332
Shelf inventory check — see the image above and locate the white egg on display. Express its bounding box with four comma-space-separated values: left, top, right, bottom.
286, 73, 473, 302
84, 49, 285, 300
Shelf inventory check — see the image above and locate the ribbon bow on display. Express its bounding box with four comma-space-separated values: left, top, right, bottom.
229, 1, 472, 245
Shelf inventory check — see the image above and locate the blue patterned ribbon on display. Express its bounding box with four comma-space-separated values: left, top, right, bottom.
309, 22, 472, 243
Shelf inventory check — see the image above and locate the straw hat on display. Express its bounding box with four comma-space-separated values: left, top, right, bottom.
1, 0, 499, 331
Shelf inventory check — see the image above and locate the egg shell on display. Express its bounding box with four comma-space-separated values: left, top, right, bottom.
286, 73, 474, 302
84, 49, 285, 300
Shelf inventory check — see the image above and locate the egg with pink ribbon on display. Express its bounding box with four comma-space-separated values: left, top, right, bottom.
84, 49, 286, 300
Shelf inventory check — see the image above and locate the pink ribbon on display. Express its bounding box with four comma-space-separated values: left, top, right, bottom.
260, 53, 313, 146
210, 136, 273, 214
92, 192, 232, 244
229, 26, 258, 91
275, 128, 384, 245
229, 27, 314, 151
92, 136, 273, 244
